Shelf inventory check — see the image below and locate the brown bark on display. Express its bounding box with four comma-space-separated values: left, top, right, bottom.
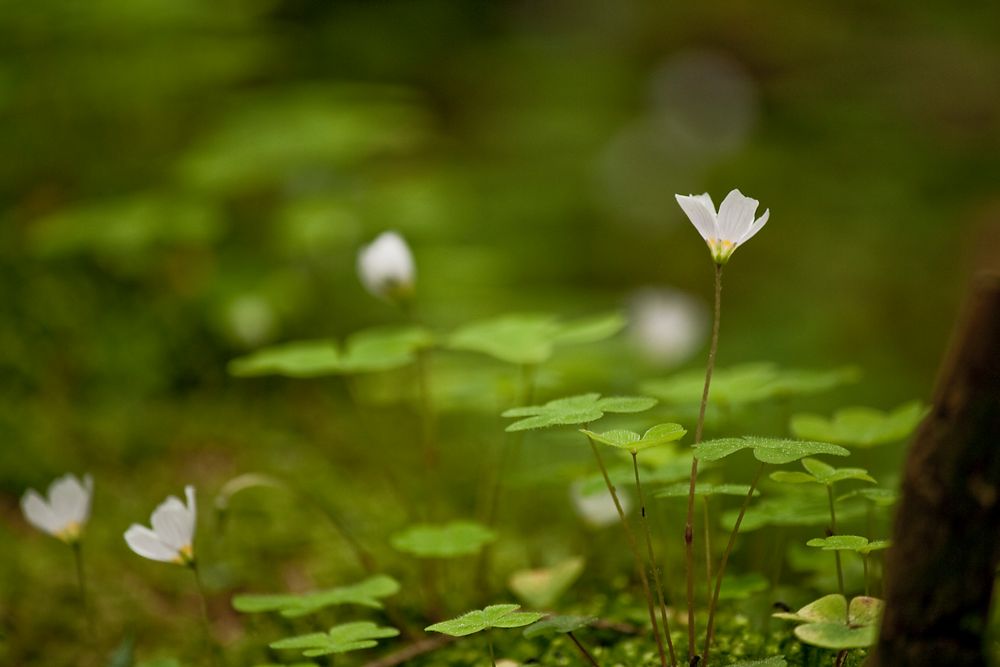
872, 274, 1000, 666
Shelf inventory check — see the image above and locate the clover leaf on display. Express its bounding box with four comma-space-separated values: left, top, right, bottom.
579, 423, 686, 453
641, 363, 858, 408
390, 521, 496, 558
773, 594, 883, 650
523, 615, 598, 638
508, 557, 585, 609
807, 536, 891, 554
270, 621, 399, 657
724, 493, 865, 532
232, 575, 400, 617
229, 325, 433, 377
837, 487, 898, 506
790, 401, 926, 448
426, 604, 544, 637
503, 393, 657, 432
770, 458, 875, 487
695, 437, 849, 465
447, 312, 624, 366
655, 482, 758, 499
727, 658, 787, 667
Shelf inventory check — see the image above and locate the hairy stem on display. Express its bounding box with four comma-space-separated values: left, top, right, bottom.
587, 436, 668, 667
702, 462, 764, 666
685, 263, 723, 660
632, 452, 678, 666
568, 631, 601, 667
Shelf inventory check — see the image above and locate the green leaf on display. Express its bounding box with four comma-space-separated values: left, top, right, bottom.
508, 557, 585, 609
229, 339, 341, 378
178, 86, 430, 193
229, 326, 433, 378
580, 423, 686, 452
806, 535, 871, 552
655, 482, 757, 499
838, 487, 898, 506
232, 575, 401, 617
390, 521, 496, 558
772, 594, 847, 624
727, 493, 866, 532
425, 604, 544, 637
857, 539, 891, 555
718, 572, 769, 601
448, 313, 624, 366
793, 623, 876, 650
522, 615, 598, 638
642, 363, 858, 408
553, 313, 626, 345
503, 394, 657, 432
790, 401, 926, 448
770, 458, 875, 487
270, 622, 399, 657
695, 437, 850, 465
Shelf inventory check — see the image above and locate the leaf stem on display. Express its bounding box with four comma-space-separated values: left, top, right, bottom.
632, 452, 678, 666
702, 497, 712, 606
702, 461, 764, 666
587, 435, 669, 667
863, 554, 870, 597
488, 633, 496, 667
826, 485, 847, 620
685, 262, 723, 661
567, 631, 601, 667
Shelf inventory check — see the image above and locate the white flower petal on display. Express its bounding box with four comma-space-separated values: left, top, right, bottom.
151, 497, 195, 551
739, 208, 769, 244
48, 473, 92, 528
716, 189, 759, 242
357, 231, 416, 299
675, 193, 718, 241
21, 489, 61, 535
125, 525, 178, 562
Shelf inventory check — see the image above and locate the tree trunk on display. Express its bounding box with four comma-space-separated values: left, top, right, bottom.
872, 274, 1000, 666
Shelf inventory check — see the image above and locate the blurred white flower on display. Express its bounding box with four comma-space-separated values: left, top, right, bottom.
571, 481, 631, 528
21, 473, 93, 543
675, 189, 769, 265
357, 231, 416, 301
125, 486, 197, 565
629, 288, 708, 367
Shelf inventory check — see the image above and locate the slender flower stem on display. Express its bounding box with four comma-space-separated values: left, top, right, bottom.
685, 263, 723, 661
567, 631, 601, 667
71, 541, 96, 639
587, 436, 668, 667
632, 452, 678, 666
702, 462, 764, 666
414, 349, 438, 472
826, 485, 847, 618
190, 562, 220, 667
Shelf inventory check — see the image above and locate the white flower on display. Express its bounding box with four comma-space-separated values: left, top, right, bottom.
125, 486, 197, 565
357, 231, 416, 301
21, 473, 93, 543
571, 481, 631, 528
675, 189, 769, 264
629, 288, 708, 367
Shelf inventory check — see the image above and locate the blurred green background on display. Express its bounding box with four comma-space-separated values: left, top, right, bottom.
3, 1, 1000, 665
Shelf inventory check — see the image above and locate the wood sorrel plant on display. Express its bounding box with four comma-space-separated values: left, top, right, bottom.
674, 188, 770, 662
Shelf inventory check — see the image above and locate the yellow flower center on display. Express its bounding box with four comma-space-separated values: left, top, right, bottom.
173, 544, 195, 565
